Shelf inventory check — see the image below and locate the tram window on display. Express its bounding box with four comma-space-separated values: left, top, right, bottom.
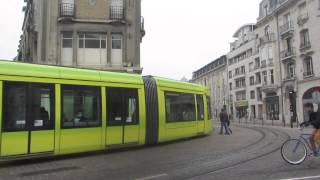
196, 95, 205, 120
107, 87, 139, 126
31, 85, 55, 130
3, 82, 55, 131
61, 85, 101, 128
3, 84, 27, 131
207, 96, 212, 120
165, 92, 196, 122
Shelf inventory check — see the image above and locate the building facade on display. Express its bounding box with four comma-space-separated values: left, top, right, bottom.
227, 24, 265, 123
257, 0, 320, 126
17, 0, 145, 74
191, 56, 228, 118
192, 0, 320, 126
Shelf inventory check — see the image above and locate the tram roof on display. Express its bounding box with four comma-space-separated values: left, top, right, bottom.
0, 60, 143, 84
154, 76, 207, 92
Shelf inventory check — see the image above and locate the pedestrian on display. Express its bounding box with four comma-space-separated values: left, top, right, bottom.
219, 108, 230, 135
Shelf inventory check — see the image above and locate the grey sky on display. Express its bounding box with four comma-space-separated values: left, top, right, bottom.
0, 0, 260, 80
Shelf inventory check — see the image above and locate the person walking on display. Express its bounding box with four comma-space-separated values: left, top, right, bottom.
219, 108, 230, 135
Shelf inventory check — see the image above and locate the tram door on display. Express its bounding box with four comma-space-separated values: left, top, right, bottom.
196, 95, 205, 133
1, 82, 55, 156
106, 87, 140, 146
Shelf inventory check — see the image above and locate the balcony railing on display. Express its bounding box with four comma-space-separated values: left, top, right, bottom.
283, 75, 296, 82
303, 71, 314, 78
300, 41, 311, 50
280, 47, 296, 60
280, 21, 294, 35
260, 33, 275, 45
60, 3, 75, 17
110, 5, 124, 20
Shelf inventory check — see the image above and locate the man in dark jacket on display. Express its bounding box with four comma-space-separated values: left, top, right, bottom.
219, 108, 230, 135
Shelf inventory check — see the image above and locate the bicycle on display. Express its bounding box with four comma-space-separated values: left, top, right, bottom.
281, 123, 320, 165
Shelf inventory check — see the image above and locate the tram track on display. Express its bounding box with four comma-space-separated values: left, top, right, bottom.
180, 126, 291, 180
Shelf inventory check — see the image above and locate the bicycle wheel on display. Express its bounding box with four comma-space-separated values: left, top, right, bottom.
281, 139, 307, 165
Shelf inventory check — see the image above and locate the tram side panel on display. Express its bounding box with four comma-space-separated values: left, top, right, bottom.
157, 87, 199, 143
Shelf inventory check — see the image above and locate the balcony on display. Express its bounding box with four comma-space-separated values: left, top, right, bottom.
297, 13, 309, 26
303, 71, 314, 78
259, 33, 275, 45
283, 75, 296, 82
261, 83, 278, 93
300, 41, 311, 51
255, 81, 262, 85
59, 3, 75, 18
279, 21, 294, 37
110, 5, 124, 21
254, 65, 260, 70
280, 47, 296, 61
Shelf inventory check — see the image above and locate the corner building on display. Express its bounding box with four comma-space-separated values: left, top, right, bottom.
191, 56, 228, 118
17, 0, 145, 74
257, 0, 320, 125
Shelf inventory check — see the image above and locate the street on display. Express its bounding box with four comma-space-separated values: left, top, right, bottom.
0, 123, 319, 180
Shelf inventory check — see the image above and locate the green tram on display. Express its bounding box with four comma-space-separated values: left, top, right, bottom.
0, 60, 212, 160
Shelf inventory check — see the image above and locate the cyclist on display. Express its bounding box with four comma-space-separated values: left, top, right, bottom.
301, 103, 320, 156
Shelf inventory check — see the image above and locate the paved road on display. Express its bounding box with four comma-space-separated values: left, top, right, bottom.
0, 124, 319, 180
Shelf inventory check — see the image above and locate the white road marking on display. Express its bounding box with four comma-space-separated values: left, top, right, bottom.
280, 175, 320, 180
135, 173, 168, 180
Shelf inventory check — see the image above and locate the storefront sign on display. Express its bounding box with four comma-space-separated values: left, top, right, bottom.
235, 101, 248, 107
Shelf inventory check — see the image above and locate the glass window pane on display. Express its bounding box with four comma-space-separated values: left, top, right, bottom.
112, 40, 122, 49
197, 95, 204, 120
62, 32, 73, 38
107, 88, 139, 125
79, 39, 84, 48
101, 40, 106, 49
85, 33, 100, 39
165, 92, 196, 122
63, 39, 73, 48
31, 86, 54, 129
85, 39, 100, 48
62, 86, 101, 128
3, 84, 27, 131
125, 89, 139, 124
107, 87, 123, 125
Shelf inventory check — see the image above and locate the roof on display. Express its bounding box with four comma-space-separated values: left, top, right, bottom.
232, 23, 256, 38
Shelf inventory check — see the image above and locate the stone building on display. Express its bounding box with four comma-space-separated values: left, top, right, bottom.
192, 0, 320, 126
17, 0, 145, 74
191, 56, 228, 118
227, 24, 264, 123
257, 0, 320, 126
